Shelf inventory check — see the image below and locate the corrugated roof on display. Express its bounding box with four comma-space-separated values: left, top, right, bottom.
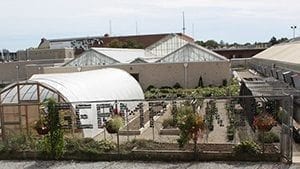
253, 41, 300, 64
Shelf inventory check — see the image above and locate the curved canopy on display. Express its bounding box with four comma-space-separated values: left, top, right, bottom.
29, 68, 144, 102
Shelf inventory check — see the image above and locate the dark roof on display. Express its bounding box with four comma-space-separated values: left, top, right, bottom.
40, 33, 194, 49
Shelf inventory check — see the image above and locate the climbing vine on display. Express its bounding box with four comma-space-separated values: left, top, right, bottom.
38, 98, 65, 159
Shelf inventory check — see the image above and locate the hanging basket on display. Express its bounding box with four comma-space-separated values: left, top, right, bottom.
36, 126, 49, 135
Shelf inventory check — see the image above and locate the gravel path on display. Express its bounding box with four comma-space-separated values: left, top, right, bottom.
0, 161, 296, 169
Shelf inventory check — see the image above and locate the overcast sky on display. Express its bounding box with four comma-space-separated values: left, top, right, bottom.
0, 0, 299, 51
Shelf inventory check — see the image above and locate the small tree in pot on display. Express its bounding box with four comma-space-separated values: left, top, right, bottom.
253, 113, 277, 154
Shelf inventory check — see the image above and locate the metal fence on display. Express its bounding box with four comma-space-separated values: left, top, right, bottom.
0, 95, 294, 162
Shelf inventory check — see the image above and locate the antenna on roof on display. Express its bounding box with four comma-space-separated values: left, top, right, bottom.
136, 21, 138, 35
192, 23, 194, 38
182, 11, 186, 34
109, 20, 112, 35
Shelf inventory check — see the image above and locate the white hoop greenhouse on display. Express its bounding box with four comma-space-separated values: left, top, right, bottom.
0, 68, 144, 138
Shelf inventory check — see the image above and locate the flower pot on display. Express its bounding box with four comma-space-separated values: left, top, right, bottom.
106, 127, 118, 134
36, 126, 49, 135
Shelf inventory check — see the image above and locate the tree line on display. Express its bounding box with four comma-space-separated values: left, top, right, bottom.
195, 36, 289, 49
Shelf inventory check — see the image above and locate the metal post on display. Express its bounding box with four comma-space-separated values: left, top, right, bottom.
291, 25, 297, 39
126, 109, 129, 141
289, 95, 294, 163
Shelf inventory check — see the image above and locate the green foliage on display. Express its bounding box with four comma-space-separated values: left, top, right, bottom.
144, 78, 240, 99
65, 138, 116, 154
227, 126, 235, 141
198, 76, 203, 88
38, 98, 65, 159
146, 85, 155, 91
0, 142, 5, 152
173, 82, 182, 89
258, 132, 280, 143
4, 133, 37, 152
196, 40, 219, 49
204, 100, 218, 131
177, 106, 205, 148
105, 116, 124, 133
222, 79, 228, 87
108, 39, 143, 49
162, 118, 177, 129
121, 139, 164, 151
233, 140, 261, 155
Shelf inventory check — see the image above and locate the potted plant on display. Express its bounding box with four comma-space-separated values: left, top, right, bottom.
253, 113, 276, 132
253, 113, 276, 153
105, 115, 124, 134
34, 117, 49, 135
105, 115, 124, 153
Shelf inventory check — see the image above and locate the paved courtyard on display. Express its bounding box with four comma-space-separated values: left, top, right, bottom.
0, 161, 297, 169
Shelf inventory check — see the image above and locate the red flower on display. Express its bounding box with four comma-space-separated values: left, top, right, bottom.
253, 113, 276, 132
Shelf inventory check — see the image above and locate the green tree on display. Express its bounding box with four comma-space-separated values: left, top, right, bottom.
204, 40, 219, 49
108, 39, 125, 48
177, 106, 205, 153
269, 36, 278, 46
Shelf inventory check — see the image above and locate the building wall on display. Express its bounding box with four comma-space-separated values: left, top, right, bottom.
230, 58, 251, 68
42, 61, 231, 90
0, 59, 65, 84
214, 48, 266, 59
17, 48, 74, 61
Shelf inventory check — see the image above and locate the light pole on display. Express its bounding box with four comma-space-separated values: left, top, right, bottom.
183, 63, 188, 88
16, 65, 19, 82
291, 25, 297, 39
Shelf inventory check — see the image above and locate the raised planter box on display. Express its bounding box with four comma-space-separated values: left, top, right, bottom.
118, 130, 141, 135
159, 128, 180, 135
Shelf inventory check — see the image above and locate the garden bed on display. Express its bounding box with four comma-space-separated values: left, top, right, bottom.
159, 128, 180, 135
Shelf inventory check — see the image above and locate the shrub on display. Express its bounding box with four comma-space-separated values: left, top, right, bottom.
0, 142, 5, 152
227, 126, 235, 141
233, 140, 261, 155
258, 131, 280, 143
105, 116, 124, 133
146, 85, 155, 91
177, 106, 205, 148
162, 118, 177, 129
173, 82, 182, 89
222, 79, 228, 86
160, 86, 172, 89
198, 76, 204, 88
65, 138, 116, 154
5, 133, 37, 152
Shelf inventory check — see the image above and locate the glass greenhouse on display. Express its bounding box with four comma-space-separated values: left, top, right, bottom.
64, 34, 227, 67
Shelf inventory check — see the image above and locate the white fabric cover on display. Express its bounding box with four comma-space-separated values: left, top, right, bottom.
30, 68, 144, 138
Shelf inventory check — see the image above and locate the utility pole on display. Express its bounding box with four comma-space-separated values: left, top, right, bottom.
109, 20, 112, 35
182, 12, 186, 34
